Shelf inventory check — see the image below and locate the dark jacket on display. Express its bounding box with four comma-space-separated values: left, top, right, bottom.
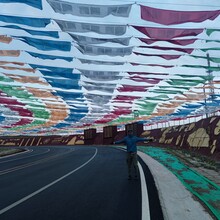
115, 135, 151, 152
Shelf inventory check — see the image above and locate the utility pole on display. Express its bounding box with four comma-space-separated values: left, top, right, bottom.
133, 110, 139, 119
203, 85, 208, 118
203, 53, 214, 118
207, 53, 215, 116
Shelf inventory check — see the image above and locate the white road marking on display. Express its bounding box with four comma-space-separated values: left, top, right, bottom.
0, 149, 50, 164
138, 162, 151, 220
0, 149, 33, 161
0, 148, 98, 215
0, 149, 75, 175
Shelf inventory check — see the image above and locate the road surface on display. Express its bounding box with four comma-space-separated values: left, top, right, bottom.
0, 146, 163, 220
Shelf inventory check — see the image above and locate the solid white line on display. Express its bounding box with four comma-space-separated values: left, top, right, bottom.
138, 162, 151, 220
0, 148, 98, 215
0, 149, 75, 176
0, 149, 33, 161
0, 149, 50, 164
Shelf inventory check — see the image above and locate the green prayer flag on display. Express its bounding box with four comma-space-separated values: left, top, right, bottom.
206, 29, 220, 36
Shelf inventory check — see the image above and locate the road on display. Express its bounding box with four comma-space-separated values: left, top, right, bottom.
0, 146, 163, 220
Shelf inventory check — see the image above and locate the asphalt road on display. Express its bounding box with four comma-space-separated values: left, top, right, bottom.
0, 146, 163, 220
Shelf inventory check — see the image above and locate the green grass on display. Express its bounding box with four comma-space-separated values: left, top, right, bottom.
138, 146, 220, 220
0, 148, 24, 157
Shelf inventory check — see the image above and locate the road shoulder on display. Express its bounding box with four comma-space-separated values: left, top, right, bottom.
138, 151, 214, 220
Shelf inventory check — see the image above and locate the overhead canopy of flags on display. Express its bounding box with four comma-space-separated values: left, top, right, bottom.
0, 0, 220, 135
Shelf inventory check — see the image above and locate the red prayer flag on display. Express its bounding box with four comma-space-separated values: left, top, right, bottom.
139, 38, 197, 46
130, 63, 174, 68
134, 52, 182, 60
147, 64, 174, 68
114, 95, 140, 101
0, 91, 33, 127
117, 85, 149, 92
139, 46, 194, 54
129, 76, 161, 84
140, 5, 220, 25
128, 72, 169, 76
133, 26, 203, 40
